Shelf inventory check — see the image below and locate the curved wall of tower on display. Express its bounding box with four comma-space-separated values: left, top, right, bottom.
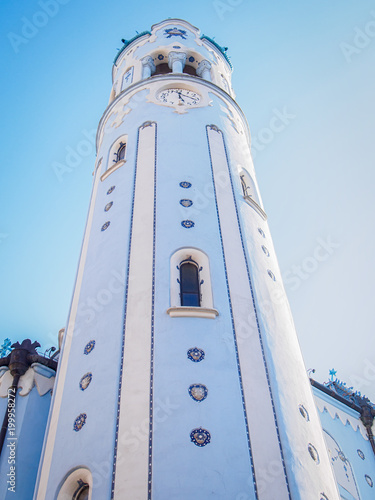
35, 20, 340, 500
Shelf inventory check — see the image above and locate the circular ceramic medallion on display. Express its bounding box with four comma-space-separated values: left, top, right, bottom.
101, 221, 110, 231
258, 227, 266, 238
180, 199, 193, 207
365, 475, 373, 487
104, 202, 113, 212
181, 220, 195, 229
73, 413, 87, 432
189, 384, 208, 402
187, 347, 205, 362
158, 54, 164, 60
83, 340, 95, 355
179, 181, 192, 189
267, 269, 276, 281
262, 245, 270, 257
189, 56, 195, 62
308, 444, 320, 464
79, 372, 92, 391
190, 427, 211, 447
357, 449, 365, 460
298, 405, 309, 421
107, 186, 115, 195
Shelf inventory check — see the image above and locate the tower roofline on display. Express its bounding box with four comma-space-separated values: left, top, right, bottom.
151, 18, 200, 34
113, 19, 200, 68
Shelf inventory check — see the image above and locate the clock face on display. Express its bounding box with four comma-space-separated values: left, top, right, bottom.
157, 88, 201, 106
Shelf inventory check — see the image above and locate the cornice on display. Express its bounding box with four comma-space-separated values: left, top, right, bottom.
96, 74, 251, 152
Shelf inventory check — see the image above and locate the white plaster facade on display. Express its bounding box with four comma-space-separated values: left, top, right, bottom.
34, 19, 342, 500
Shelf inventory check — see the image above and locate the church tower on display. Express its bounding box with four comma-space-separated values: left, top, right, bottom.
35, 20, 340, 500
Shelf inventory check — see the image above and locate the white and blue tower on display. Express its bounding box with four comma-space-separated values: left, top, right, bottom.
35, 19, 340, 500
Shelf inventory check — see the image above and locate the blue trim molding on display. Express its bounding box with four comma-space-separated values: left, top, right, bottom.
216, 126, 292, 497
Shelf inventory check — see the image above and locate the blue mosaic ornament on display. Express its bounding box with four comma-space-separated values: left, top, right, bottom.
84, 340, 95, 355
258, 227, 266, 238
298, 405, 309, 421
189, 384, 208, 402
262, 245, 270, 257
79, 373, 93, 391
180, 199, 193, 208
173, 45, 181, 49
73, 413, 87, 432
189, 56, 195, 63
164, 28, 187, 39
357, 449, 365, 460
308, 444, 320, 464
101, 221, 110, 231
107, 186, 115, 195
179, 181, 192, 189
104, 202, 113, 212
190, 427, 211, 447
181, 220, 194, 229
267, 269, 275, 281
158, 54, 164, 60
187, 347, 205, 362
365, 475, 373, 487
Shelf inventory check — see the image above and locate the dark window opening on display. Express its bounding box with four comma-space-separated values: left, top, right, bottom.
183, 65, 197, 76
240, 174, 251, 197
154, 63, 172, 75
73, 480, 89, 500
154, 63, 197, 76
114, 142, 126, 163
180, 260, 200, 307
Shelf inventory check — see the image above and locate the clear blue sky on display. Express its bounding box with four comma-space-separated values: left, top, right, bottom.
1, 0, 374, 399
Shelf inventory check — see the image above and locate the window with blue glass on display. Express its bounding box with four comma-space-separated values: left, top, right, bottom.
179, 259, 200, 307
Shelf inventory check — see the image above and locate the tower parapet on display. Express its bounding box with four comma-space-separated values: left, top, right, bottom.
110, 19, 234, 105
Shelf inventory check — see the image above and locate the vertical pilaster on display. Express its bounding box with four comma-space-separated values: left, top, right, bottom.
113, 122, 157, 499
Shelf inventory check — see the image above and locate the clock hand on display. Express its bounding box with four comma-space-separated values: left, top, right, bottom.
180, 93, 198, 101
177, 90, 185, 103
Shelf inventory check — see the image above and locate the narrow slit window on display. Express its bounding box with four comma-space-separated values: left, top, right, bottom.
180, 260, 200, 307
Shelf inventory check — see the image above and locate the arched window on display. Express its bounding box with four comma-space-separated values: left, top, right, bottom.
154, 63, 172, 75
179, 259, 200, 306
115, 142, 126, 163
183, 65, 197, 76
167, 248, 218, 318
238, 168, 267, 220
101, 135, 128, 181
73, 480, 89, 500
57, 468, 92, 500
